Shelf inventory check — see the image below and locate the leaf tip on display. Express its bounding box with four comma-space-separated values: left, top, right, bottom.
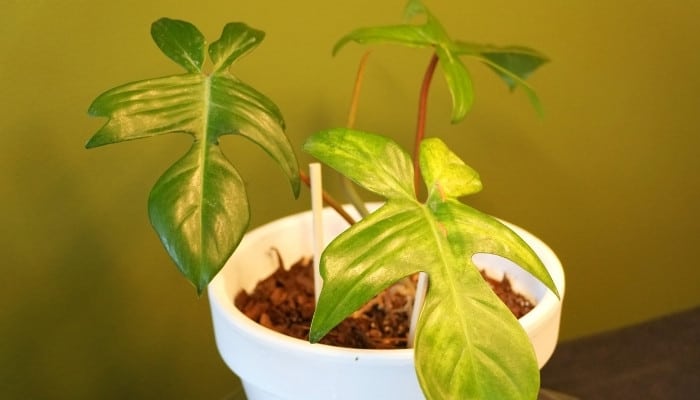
290, 174, 302, 198
449, 111, 466, 125
84, 137, 99, 149
307, 321, 326, 344
332, 36, 351, 57
308, 332, 322, 344
84, 130, 110, 149
448, 99, 471, 124
403, 0, 428, 22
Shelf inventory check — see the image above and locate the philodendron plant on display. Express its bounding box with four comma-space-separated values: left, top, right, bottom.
87, 1, 559, 399
304, 1, 559, 399
86, 19, 300, 294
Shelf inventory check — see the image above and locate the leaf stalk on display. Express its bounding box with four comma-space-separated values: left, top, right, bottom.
300, 171, 356, 225
341, 51, 373, 218
413, 52, 439, 195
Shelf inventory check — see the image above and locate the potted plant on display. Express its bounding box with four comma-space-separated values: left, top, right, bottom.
86, 1, 563, 399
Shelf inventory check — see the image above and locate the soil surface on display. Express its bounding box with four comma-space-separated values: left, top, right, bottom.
235, 254, 534, 350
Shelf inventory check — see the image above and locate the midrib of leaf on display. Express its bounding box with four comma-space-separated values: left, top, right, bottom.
419, 202, 474, 363
197, 75, 213, 256
182, 52, 200, 73
467, 55, 536, 90
347, 206, 417, 275
413, 202, 489, 398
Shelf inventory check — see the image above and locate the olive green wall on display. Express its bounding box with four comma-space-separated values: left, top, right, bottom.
2, 0, 699, 398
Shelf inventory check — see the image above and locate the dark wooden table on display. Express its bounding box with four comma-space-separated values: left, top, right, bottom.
221, 307, 699, 399
541, 306, 700, 399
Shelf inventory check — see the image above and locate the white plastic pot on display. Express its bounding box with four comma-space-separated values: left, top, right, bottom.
208, 205, 565, 400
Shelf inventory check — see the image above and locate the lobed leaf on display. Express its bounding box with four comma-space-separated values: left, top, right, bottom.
454, 42, 549, 115
306, 130, 558, 399
334, 0, 547, 122
414, 223, 540, 399
149, 142, 249, 294
435, 47, 474, 123
308, 200, 428, 341
334, 1, 477, 123
433, 200, 559, 299
86, 74, 205, 147
420, 138, 482, 200
151, 18, 206, 73
86, 20, 299, 292
303, 128, 413, 199
209, 22, 265, 74
454, 43, 548, 88
333, 24, 435, 56
209, 75, 300, 196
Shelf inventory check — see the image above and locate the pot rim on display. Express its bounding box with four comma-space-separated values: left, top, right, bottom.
208, 204, 564, 361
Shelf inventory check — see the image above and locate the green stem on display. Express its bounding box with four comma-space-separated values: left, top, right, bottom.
413, 52, 439, 196
341, 51, 372, 218
346, 51, 371, 130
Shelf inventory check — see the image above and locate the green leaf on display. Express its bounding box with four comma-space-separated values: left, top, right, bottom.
333, 0, 547, 122
209, 75, 299, 197
149, 142, 249, 294
414, 202, 541, 399
209, 22, 265, 74
435, 47, 474, 123
307, 199, 428, 340
333, 24, 435, 55
151, 18, 206, 73
454, 42, 549, 115
432, 200, 558, 299
303, 128, 414, 199
86, 20, 299, 292
86, 73, 207, 147
306, 130, 559, 399
402, 0, 428, 21
420, 137, 482, 200
455, 43, 548, 89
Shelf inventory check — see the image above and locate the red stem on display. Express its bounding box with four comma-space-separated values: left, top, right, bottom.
300, 171, 356, 225
413, 53, 440, 195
